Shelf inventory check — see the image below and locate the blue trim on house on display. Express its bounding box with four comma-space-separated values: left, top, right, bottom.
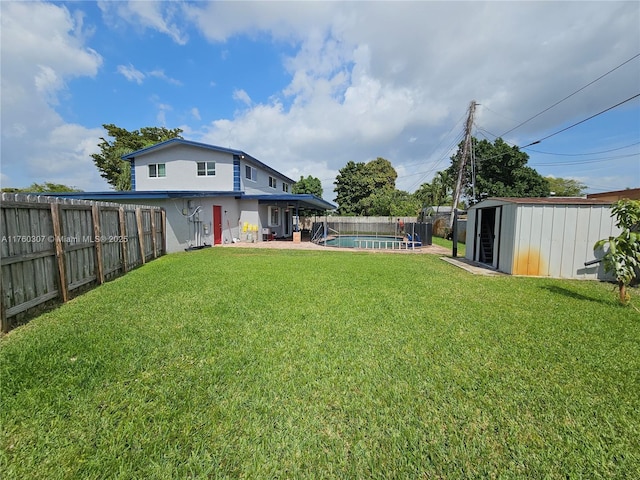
130, 158, 136, 190
233, 156, 241, 191
120, 138, 295, 184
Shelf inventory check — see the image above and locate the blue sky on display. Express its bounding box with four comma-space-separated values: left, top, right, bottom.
1, 1, 639, 202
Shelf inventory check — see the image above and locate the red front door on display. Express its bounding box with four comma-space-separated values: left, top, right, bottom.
213, 205, 222, 245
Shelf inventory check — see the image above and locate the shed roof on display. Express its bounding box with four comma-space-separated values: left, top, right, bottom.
469, 197, 612, 210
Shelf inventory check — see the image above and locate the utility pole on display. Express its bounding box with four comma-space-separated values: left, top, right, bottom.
449, 100, 476, 229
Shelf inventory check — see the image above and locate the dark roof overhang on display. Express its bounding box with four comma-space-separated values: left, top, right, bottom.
37, 191, 336, 211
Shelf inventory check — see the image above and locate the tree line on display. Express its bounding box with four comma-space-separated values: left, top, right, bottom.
2, 125, 587, 211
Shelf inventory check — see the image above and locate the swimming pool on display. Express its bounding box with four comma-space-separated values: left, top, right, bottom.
323, 235, 412, 249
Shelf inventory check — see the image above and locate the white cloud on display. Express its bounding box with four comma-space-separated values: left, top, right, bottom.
183, 2, 336, 43
99, 0, 188, 45
4, 1, 638, 198
1, 1, 108, 191
232, 89, 252, 106
148, 69, 182, 86
188, 1, 639, 197
117, 65, 183, 86
117, 64, 145, 84
155, 103, 173, 126
34, 65, 64, 103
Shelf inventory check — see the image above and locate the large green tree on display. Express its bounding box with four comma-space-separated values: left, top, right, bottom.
366, 157, 397, 194
334, 161, 372, 215
292, 175, 323, 197
1, 182, 83, 193
414, 171, 453, 207
292, 175, 324, 216
360, 189, 420, 216
448, 137, 550, 200
334, 158, 398, 215
92, 124, 183, 190
545, 176, 587, 197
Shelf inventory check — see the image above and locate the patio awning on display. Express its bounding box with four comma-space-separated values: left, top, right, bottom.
246, 194, 336, 212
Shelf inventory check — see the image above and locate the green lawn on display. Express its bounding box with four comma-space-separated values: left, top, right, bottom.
431, 235, 465, 256
1, 248, 638, 479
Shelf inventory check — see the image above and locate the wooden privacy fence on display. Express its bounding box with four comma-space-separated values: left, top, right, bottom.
0, 194, 166, 332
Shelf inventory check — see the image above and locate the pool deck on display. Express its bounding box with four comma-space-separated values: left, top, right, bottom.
222, 239, 451, 255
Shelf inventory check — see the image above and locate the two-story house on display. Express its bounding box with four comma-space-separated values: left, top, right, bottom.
53, 138, 334, 252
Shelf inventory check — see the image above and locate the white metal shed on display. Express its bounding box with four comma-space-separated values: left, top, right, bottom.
465, 198, 620, 279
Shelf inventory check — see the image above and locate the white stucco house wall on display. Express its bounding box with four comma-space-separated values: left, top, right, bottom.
53, 139, 335, 253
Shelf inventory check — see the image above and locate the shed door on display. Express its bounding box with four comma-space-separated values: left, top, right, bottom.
213, 205, 222, 245
477, 208, 496, 265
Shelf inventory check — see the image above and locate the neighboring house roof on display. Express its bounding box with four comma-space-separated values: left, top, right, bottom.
422, 205, 455, 214
469, 197, 613, 210
40, 191, 336, 211
121, 138, 295, 184
586, 188, 640, 201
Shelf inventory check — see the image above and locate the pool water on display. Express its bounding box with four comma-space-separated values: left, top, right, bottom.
323, 235, 404, 248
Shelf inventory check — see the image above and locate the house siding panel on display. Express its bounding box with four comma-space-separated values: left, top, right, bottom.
133, 145, 234, 191
241, 160, 291, 195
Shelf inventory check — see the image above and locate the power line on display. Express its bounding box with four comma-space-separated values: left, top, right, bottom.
317, 111, 468, 188
405, 130, 465, 191
521, 93, 640, 148
399, 111, 469, 192
478, 126, 640, 159
500, 52, 640, 137
530, 152, 639, 166
526, 141, 640, 156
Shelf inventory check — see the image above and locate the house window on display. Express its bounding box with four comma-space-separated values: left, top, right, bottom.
269, 176, 277, 189
148, 163, 166, 178
245, 165, 257, 182
282, 183, 289, 193
197, 161, 216, 176
269, 206, 280, 227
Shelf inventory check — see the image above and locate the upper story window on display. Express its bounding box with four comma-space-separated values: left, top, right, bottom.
197, 161, 216, 176
148, 163, 166, 178
282, 183, 289, 193
245, 165, 257, 182
269, 176, 277, 189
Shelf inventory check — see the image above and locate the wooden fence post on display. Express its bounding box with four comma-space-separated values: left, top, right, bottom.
161, 210, 166, 255
92, 204, 104, 284
1, 283, 8, 334
135, 208, 146, 265
150, 208, 157, 259
50, 203, 69, 303
119, 207, 129, 273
